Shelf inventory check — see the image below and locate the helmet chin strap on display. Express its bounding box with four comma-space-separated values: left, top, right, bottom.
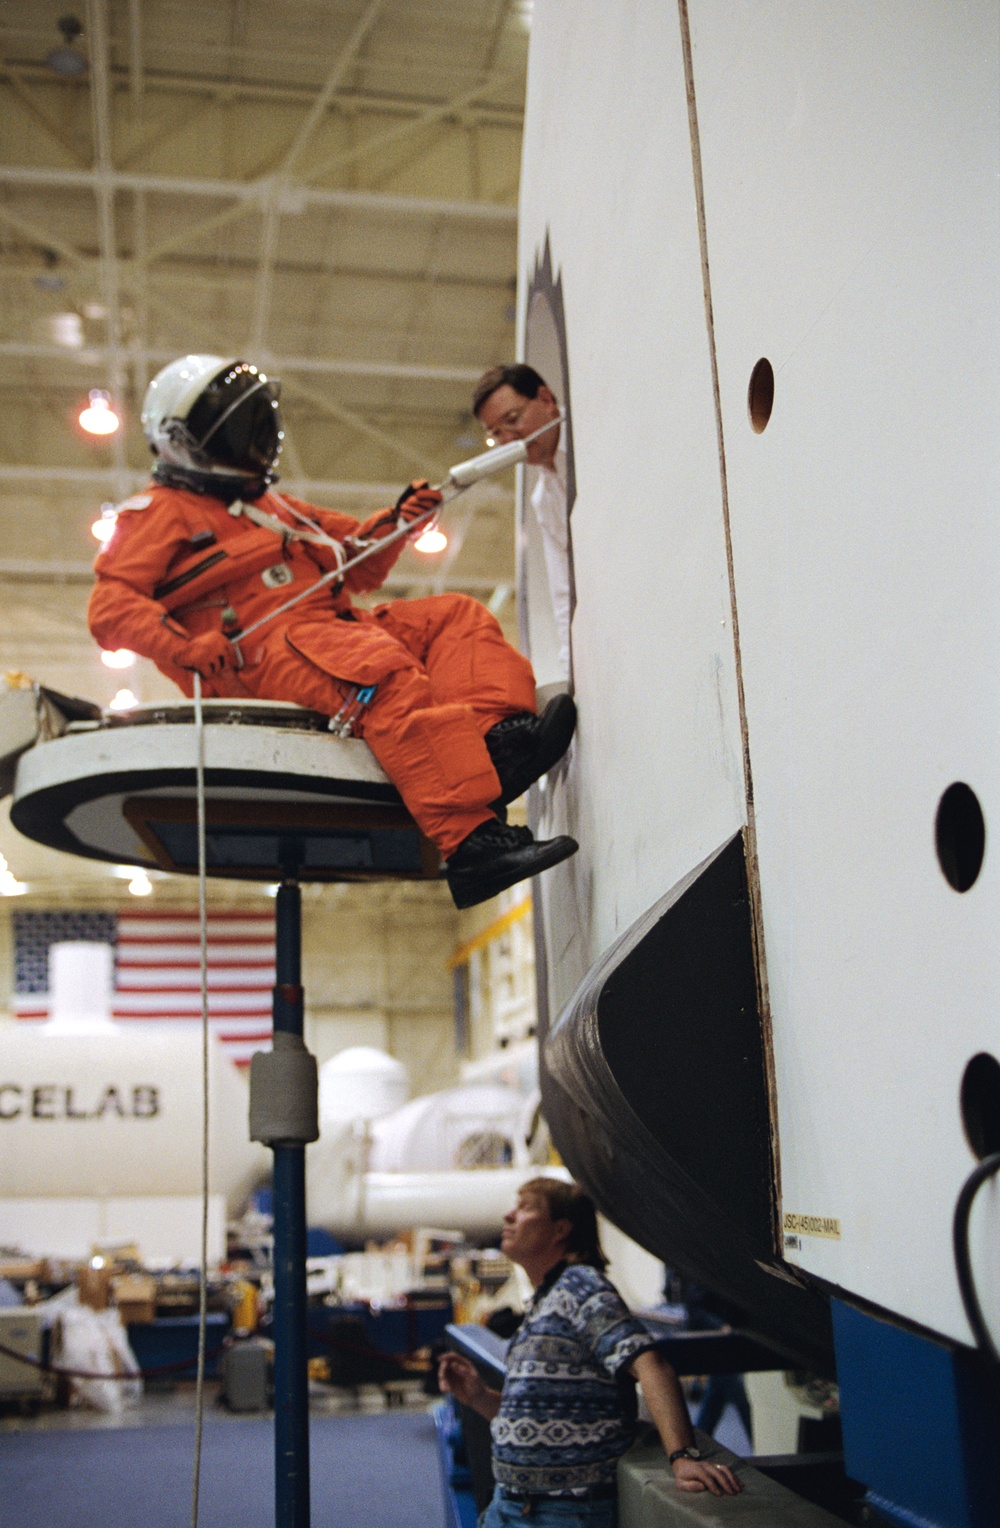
151, 458, 274, 502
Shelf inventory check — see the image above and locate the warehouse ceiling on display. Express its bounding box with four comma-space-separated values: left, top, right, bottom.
0, 0, 529, 902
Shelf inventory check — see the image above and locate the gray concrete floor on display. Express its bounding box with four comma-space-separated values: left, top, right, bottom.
0, 1377, 433, 1433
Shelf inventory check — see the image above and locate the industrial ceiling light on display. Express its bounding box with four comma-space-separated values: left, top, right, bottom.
108, 688, 138, 712
92, 504, 118, 542
414, 526, 448, 554
128, 870, 153, 897
47, 15, 87, 77
100, 649, 136, 669
79, 389, 120, 435
50, 312, 83, 348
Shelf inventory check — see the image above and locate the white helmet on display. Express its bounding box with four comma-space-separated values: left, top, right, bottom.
141, 354, 283, 500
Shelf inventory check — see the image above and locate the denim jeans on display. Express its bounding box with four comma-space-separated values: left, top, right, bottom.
479, 1486, 617, 1528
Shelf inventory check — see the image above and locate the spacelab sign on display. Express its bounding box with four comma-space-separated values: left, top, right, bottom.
0, 1083, 160, 1121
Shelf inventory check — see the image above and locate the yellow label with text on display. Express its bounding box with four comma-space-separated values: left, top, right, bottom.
783, 1213, 841, 1240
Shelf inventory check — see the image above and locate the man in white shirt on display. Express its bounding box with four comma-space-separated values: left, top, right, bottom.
473, 365, 573, 681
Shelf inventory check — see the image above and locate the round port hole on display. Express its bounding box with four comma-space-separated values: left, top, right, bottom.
960, 1052, 1000, 1160
935, 782, 985, 892
748, 358, 774, 433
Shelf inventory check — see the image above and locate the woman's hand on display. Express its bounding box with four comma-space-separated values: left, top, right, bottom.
672, 1456, 742, 1495
437, 1353, 502, 1419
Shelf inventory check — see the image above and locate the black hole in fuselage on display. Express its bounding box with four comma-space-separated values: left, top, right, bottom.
748, 358, 774, 433
961, 1053, 1000, 1160
935, 782, 985, 891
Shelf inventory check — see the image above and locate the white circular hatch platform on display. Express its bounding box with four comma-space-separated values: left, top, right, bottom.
10, 700, 440, 884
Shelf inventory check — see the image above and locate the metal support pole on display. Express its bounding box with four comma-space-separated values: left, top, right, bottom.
271, 880, 311, 1528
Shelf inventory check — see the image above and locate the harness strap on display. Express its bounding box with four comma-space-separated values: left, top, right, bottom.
229, 496, 343, 553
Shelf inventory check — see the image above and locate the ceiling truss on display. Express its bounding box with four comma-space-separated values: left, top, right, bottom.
0, 1, 529, 895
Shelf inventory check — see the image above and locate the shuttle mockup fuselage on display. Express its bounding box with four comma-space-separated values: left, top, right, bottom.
517, 0, 1000, 1466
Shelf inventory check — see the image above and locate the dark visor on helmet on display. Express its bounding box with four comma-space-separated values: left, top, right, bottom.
186, 362, 282, 474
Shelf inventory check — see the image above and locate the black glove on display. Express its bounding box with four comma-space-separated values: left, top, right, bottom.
394, 479, 443, 524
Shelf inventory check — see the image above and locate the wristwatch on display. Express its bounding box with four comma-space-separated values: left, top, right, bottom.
668, 1446, 702, 1464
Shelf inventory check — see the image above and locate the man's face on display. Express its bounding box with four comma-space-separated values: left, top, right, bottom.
500, 1189, 569, 1270
477, 383, 561, 468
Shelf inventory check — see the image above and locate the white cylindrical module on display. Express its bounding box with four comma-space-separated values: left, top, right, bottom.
369, 1083, 528, 1172
359, 1168, 539, 1240
0, 1029, 268, 1211
318, 1046, 409, 1127
306, 1162, 567, 1243
45, 941, 115, 1034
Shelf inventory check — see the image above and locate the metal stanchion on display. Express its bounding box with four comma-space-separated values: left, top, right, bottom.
250, 875, 318, 1528
272, 881, 309, 1527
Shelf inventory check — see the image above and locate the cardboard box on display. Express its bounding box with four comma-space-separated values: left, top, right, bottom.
0, 1259, 48, 1283
111, 1273, 157, 1325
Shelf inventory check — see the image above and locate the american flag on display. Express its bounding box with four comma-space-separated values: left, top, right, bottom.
12, 909, 275, 1067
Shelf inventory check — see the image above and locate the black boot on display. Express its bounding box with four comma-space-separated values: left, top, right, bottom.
445, 820, 578, 910
485, 693, 577, 809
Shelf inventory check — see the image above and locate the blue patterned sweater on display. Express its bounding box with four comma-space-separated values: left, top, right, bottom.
491, 1262, 657, 1492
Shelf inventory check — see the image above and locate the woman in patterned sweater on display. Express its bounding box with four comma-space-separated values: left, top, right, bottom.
439, 1178, 741, 1526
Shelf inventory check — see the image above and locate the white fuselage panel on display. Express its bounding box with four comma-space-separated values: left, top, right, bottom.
520, 0, 999, 1349
692, 1, 1000, 1347
521, 4, 747, 1018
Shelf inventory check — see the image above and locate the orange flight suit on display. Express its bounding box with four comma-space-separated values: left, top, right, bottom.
87, 484, 537, 857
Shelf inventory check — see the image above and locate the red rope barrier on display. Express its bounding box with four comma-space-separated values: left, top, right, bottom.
0, 1335, 225, 1382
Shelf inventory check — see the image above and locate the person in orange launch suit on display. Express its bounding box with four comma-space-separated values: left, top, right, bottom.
88, 355, 578, 908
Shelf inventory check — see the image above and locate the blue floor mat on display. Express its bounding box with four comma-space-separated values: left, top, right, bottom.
0, 1412, 444, 1528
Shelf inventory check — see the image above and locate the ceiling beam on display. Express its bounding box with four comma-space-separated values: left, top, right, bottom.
298, 69, 518, 188
117, 90, 231, 173
86, 0, 130, 499
0, 62, 524, 126
268, 0, 387, 183
0, 464, 463, 500
0, 341, 482, 386
0, 166, 517, 224
131, 188, 149, 398
0, 61, 91, 167
0, 467, 510, 514
278, 372, 438, 476
482, 0, 516, 75
70, 61, 514, 354
250, 0, 387, 358
2, 248, 512, 297
127, 0, 144, 105
249, 194, 282, 360
0, 202, 91, 269
0, 556, 506, 595
128, 279, 452, 474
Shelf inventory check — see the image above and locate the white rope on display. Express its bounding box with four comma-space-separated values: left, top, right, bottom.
229, 493, 348, 557
264, 490, 351, 555
189, 670, 210, 1528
